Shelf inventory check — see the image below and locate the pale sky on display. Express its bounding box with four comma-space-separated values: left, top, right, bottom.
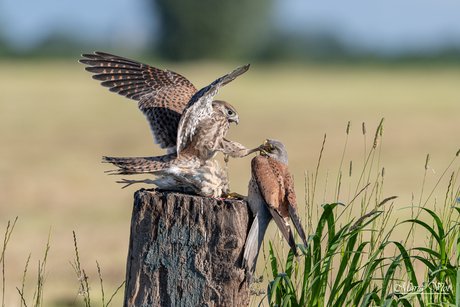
1, 0, 460, 55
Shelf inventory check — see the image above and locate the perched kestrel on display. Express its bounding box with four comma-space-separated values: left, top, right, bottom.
79, 52, 254, 197
243, 139, 308, 284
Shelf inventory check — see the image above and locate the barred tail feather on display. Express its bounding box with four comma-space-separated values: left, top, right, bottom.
242, 208, 271, 285
102, 154, 176, 174
289, 203, 308, 247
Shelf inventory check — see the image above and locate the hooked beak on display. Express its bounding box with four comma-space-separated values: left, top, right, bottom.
228, 118, 239, 126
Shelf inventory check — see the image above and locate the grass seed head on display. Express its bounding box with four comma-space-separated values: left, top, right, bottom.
346, 121, 351, 135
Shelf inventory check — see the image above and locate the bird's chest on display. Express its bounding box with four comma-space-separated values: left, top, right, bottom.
192, 117, 228, 159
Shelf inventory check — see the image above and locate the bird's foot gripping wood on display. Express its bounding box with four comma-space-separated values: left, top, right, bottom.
221, 191, 246, 200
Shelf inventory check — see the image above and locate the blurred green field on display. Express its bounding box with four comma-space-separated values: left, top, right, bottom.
1, 58, 460, 306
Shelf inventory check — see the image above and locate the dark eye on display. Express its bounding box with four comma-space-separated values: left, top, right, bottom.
227, 109, 234, 116
269, 145, 276, 151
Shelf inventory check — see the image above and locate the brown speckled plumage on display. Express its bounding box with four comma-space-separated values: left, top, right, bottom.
80, 51, 197, 150
80, 52, 252, 195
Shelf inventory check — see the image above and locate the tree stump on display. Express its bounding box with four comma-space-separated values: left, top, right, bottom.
124, 189, 252, 307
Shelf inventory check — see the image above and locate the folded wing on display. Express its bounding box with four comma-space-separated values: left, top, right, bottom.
251, 156, 298, 257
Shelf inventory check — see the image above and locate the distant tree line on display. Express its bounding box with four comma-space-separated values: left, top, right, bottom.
1, 0, 460, 63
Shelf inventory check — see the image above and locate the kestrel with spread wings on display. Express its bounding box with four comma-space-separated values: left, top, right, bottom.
79, 52, 254, 197
243, 139, 308, 284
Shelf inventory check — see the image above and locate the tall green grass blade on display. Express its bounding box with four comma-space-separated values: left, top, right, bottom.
384, 241, 425, 307
105, 280, 125, 307
397, 298, 414, 307
411, 247, 441, 259
353, 256, 386, 306
360, 292, 382, 307
382, 298, 398, 307
409, 255, 436, 272
285, 249, 295, 279
19, 253, 31, 307
267, 276, 282, 304
307, 203, 341, 307
35, 228, 51, 307
16, 287, 28, 307
298, 243, 311, 305
269, 241, 278, 279
97, 261, 105, 307
280, 294, 293, 307
2, 217, 18, 307
268, 240, 283, 305
332, 281, 361, 307
456, 269, 460, 307
330, 241, 369, 307
72, 231, 91, 307
401, 219, 441, 246
1, 218, 18, 264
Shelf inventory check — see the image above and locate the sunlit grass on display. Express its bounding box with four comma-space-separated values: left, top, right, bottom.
1, 59, 460, 305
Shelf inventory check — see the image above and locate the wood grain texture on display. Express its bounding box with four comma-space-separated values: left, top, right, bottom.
124, 189, 251, 307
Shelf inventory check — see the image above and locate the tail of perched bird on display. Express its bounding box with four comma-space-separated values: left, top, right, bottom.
103, 154, 178, 174
242, 207, 272, 285
289, 204, 308, 248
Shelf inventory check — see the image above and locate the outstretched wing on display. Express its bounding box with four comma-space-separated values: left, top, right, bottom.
251, 156, 298, 258
79, 51, 197, 151
176, 63, 250, 155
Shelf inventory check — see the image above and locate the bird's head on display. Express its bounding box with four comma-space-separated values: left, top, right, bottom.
213, 100, 239, 126
256, 139, 289, 165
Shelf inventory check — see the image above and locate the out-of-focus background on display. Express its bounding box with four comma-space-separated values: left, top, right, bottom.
1, 0, 460, 306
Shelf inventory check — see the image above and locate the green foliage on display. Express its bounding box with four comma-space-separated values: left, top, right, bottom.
153, 0, 271, 60
265, 202, 460, 307
266, 204, 387, 307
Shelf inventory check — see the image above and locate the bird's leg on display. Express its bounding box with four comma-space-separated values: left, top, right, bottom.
221, 190, 246, 200
116, 178, 155, 189
224, 153, 230, 163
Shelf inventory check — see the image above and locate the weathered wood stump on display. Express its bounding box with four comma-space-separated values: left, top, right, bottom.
124, 189, 252, 307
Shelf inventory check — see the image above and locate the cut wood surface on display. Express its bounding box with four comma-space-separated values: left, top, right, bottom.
124, 189, 252, 307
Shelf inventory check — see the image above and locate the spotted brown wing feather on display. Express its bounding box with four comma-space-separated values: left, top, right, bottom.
251, 156, 298, 257
176, 63, 250, 155
79, 51, 197, 150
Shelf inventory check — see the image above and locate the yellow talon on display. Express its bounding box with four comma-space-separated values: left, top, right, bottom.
222, 191, 246, 200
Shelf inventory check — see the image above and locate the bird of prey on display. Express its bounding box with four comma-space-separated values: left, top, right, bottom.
79, 52, 254, 197
243, 139, 308, 284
